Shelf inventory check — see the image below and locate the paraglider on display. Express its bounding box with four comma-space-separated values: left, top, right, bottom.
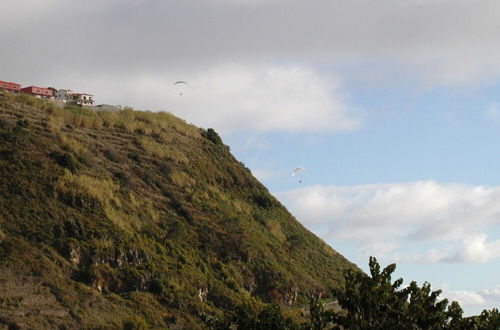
291, 167, 304, 183
173, 81, 188, 95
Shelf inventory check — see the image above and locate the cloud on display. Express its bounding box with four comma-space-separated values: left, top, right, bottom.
276, 181, 500, 263
445, 290, 486, 307
444, 285, 500, 309
80, 63, 360, 133
443, 234, 500, 263
251, 169, 275, 181
393, 235, 500, 264
3, 0, 500, 93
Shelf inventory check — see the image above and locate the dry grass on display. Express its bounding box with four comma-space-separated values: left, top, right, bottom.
56, 132, 87, 156
55, 170, 120, 209
168, 170, 196, 187
138, 137, 189, 165
265, 220, 286, 243
52, 106, 103, 129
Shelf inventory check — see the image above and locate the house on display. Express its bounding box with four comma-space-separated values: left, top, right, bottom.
54, 89, 73, 103
55, 89, 95, 106
21, 86, 54, 98
0, 80, 21, 93
68, 93, 95, 106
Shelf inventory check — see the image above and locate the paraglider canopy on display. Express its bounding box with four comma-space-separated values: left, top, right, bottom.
291, 167, 304, 176
173, 81, 189, 95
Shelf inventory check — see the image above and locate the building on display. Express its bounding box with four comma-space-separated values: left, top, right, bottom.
68, 93, 95, 106
21, 86, 54, 98
0, 80, 21, 93
55, 89, 95, 106
54, 89, 73, 103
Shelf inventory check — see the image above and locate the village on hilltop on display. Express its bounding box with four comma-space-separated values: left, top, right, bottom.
0, 79, 122, 111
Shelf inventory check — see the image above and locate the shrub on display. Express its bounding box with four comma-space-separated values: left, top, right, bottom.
253, 193, 275, 209
122, 316, 148, 330
103, 147, 123, 163
204, 128, 223, 145
149, 278, 166, 295
11, 119, 31, 144
50, 151, 80, 171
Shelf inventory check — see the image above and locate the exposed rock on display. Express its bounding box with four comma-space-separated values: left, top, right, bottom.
63, 239, 81, 267
280, 284, 299, 306
198, 287, 209, 302
243, 274, 256, 294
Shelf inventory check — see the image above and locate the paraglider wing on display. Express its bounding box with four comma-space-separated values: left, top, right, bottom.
291, 167, 304, 176
173, 81, 189, 96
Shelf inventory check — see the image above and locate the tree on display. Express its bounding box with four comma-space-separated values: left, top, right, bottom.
285, 234, 304, 260
207, 303, 298, 330
207, 257, 499, 329
461, 308, 500, 330
330, 257, 465, 330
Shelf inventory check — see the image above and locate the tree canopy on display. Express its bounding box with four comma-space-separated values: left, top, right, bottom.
209, 257, 500, 330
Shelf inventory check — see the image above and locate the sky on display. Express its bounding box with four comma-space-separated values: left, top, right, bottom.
1, 0, 499, 315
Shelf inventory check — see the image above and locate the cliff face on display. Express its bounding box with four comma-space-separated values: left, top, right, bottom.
0, 92, 355, 329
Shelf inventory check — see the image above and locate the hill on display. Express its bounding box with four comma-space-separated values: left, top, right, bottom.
0, 92, 355, 329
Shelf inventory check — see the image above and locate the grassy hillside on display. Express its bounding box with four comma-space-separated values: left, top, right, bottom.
0, 92, 355, 329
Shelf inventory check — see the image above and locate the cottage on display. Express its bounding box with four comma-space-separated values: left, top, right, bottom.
0, 80, 21, 93
55, 89, 94, 106
69, 93, 95, 106
55, 89, 73, 103
21, 86, 54, 98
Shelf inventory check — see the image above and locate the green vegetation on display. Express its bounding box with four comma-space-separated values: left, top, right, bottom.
0, 92, 354, 329
209, 257, 500, 329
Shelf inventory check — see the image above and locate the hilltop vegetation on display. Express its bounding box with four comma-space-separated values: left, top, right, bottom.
0, 92, 354, 329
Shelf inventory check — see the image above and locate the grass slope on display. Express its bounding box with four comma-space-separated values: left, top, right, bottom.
0, 92, 355, 329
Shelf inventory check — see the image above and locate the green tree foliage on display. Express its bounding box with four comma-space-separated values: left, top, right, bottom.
303, 298, 336, 330
204, 127, 223, 145
461, 308, 500, 330
212, 257, 500, 329
286, 234, 304, 260
207, 303, 299, 330
323, 257, 498, 330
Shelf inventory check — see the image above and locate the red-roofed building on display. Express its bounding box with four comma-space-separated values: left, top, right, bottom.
0, 80, 22, 93
21, 86, 54, 98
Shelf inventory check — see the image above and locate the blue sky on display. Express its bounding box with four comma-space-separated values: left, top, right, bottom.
224, 71, 500, 314
1, 0, 499, 315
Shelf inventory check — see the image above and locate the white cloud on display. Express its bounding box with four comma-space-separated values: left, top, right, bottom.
443, 234, 500, 263
86, 63, 360, 133
276, 181, 500, 263
444, 285, 500, 309
251, 169, 275, 181
480, 285, 500, 304
445, 290, 486, 307
175, 64, 360, 133
360, 242, 398, 259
